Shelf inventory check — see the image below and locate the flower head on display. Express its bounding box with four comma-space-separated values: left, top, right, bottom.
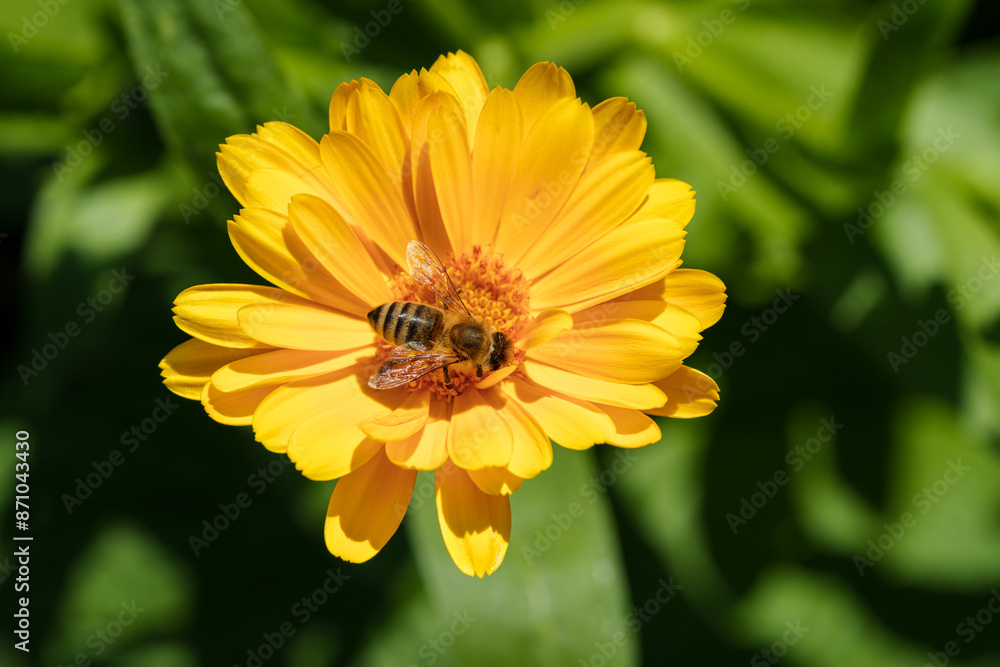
160, 51, 725, 577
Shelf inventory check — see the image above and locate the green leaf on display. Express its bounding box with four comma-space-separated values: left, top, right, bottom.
404, 446, 637, 667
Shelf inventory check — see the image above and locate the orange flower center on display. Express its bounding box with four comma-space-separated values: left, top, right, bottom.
376, 244, 530, 399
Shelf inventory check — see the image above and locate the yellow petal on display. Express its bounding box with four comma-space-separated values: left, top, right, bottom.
592, 404, 661, 448
447, 388, 513, 470
646, 366, 720, 418
528, 318, 685, 384
325, 447, 416, 563
228, 209, 370, 316
474, 364, 517, 389
521, 359, 666, 410
288, 385, 408, 480
518, 151, 654, 279
345, 80, 409, 186
502, 377, 615, 450
389, 68, 453, 131
202, 382, 277, 426
288, 193, 394, 308
243, 167, 340, 216
160, 338, 262, 400
590, 98, 647, 161
436, 466, 510, 578
512, 61, 576, 131
329, 80, 361, 132
629, 178, 696, 229
470, 87, 523, 246
252, 362, 374, 452
237, 301, 373, 351
428, 104, 475, 253
359, 390, 430, 442
320, 131, 417, 268
217, 122, 331, 208
486, 387, 552, 480
172, 284, 286, 349
429, 50, 489, 144
468, 467, 523, 495
385, 399, 450, 470
529, 219, 686, 313
519, 309, 573, 350
211, 347, 371, 393
623, 269, 727, 329
573, 301, 703, 361
494, 98, 594, 267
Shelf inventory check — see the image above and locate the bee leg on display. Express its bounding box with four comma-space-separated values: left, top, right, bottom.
475, 364, 483, 380
442, 364, 453, 390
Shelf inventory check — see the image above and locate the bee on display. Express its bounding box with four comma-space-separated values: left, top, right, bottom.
367, 241, 512, 391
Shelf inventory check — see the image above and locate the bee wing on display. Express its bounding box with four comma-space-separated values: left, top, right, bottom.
406, 240, 473, 318
368, 344, 459, 390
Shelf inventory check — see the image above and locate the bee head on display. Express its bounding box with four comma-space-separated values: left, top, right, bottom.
487, 331, 512, 371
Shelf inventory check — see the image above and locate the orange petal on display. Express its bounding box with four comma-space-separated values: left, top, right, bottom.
629, 178, 696, 230
486, 387, 552, 479
646, 366, 720, 418
447, 388, 513, 470
385, 399, 451, 470
288, 193, 394, 308
528, 317, 686, 384
228, 209, 370, 316
592, 404, 661, 448
160, 338, 262, 400
529, 220, 686, 313
521, 360, 666, 410
211, 347, 371, 393
436, 466, 510, 578
217, 122, 332, 208
288, 385, 408, 480
172, 284, 286, 349
519, 309, 573, 350
590, 98, 647, 161
512, 61, 576, 131
429, 50, 489, 144
468, 467, 523, 496
359, 390, 430, 442
622, 269, 727, 329
252, 362, 375, 452
493, 98, 594, 267
202, 382, 277, 426
325, 447, 416, 563
237, 301, 373, 351
502, 377, 614, 450
517, 151, 654, 279
320, 131, 417, 268
471, 87, 523, 246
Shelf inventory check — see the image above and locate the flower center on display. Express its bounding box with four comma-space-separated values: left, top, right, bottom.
376, 244, 530, 399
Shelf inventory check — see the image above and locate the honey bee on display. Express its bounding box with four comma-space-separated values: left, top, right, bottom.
367, 241, 512, 391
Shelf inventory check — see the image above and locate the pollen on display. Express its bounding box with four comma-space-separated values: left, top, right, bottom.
377, 244, 531, 399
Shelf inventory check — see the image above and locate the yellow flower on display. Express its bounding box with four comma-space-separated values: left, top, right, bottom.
159, 51, 725, 578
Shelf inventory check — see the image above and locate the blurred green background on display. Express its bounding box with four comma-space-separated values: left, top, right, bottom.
3, 0, 1000, 665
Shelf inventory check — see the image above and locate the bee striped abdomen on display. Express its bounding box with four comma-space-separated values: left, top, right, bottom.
368, 301, 444, 345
